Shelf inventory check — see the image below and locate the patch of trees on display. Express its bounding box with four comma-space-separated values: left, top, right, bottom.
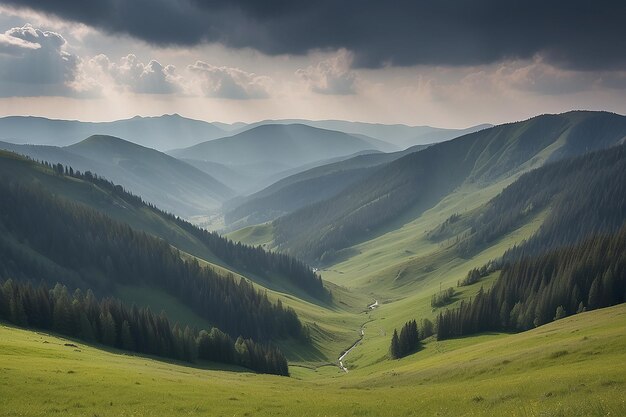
458, 260, 501, 287
0, 280, 288, 376
431, 287, 455, 308
45, 160, 330, 302
426, 213, 463, 242
389, 319, 434, 359
436, 224, 626, 340
0, 178, 304, 342
455, 143, 626, 257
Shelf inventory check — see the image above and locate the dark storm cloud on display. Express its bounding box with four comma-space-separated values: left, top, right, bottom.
3, 0, 625, 70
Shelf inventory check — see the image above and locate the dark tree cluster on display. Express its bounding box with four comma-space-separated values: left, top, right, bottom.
436, 224, 626, 340
458, 260, 500, 287
0, 179, 304, 342
44, 160, 330, 302
389, 319, 434, 359
431, 287, 455, 308
0, 280, 289, 376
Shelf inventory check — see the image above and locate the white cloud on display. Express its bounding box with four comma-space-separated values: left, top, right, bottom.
296, 49, 359, 95
0, 24, 83, 97
187, 61, 271, 99
88, 54, 182, 94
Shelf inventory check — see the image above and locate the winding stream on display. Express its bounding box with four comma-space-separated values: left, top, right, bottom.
337, 300, 378, 373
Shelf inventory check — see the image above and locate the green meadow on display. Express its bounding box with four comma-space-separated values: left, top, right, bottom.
1, 304, 624, 417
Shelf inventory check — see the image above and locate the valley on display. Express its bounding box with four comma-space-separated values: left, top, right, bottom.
1, 110, 625, 416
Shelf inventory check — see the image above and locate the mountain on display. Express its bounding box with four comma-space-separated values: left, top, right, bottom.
0, 114, 226, 150
270, 111, 626, 263
0, 135, 235, 217
179, 158, 254, 194
443, 142, 626, 258
224, 145, 429, 228
229, 119, 492, 149
168, 124, 396, 173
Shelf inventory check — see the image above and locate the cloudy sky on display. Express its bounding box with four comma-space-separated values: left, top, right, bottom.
0, 1, 624, 127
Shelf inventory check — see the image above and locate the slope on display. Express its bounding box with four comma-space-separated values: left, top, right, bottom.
225, 145, 429, 228
0, 151, 330, 301
273, 111, 626, 263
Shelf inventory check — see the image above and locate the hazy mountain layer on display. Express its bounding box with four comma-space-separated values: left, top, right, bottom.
0, 114, 226, 150
0, 135, 235, 217
169, 123, 394, 170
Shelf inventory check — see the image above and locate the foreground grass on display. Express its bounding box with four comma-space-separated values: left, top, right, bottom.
1, 304, 625, 417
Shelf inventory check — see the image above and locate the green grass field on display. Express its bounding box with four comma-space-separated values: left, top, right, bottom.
1, 304, 624, 416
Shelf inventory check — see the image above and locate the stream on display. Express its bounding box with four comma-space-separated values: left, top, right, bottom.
337, 300, 378, 373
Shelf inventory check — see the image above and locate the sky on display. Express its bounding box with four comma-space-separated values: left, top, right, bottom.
0, 1, 624, 128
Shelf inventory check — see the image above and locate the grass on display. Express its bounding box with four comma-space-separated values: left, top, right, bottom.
116, 285, 214, 330
227, 221, 275, 247
1, 304, 625, 416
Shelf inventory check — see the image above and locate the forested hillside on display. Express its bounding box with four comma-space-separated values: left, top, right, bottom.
272, 111, 626, 263
0, 175, 304, 342
445, 142, 626, 257
0, 151, 329, 301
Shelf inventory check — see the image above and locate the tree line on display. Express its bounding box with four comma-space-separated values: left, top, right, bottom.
436, 223, 626, 340
0, 177, 304, 342
0, 279, 288, 376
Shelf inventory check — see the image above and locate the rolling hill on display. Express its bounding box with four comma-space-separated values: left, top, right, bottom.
0, 114, 226, 150
224, 145, 429, 228
168, 124, 396, 177
0, 136, 234, 217
269, 111, 626, 263
228, 119, 492, 149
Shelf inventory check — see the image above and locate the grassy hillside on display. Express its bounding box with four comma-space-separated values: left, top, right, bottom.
272, 111, 626, 263
1, 304, 624, 416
